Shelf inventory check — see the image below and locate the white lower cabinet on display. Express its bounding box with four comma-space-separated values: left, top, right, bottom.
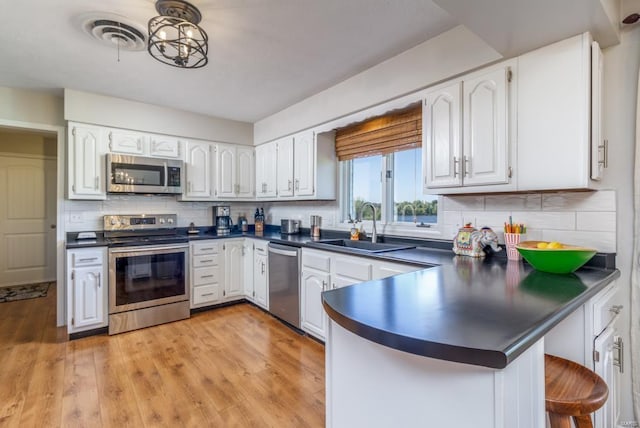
545, 280, 622, 428
190, 241, 223, 308
243, 240, 255, 302
223, 239, 244, 299
301, 267, 331, 339
301, 248, 425, 340
66, 247, 108, 333
253, 241, 269, 310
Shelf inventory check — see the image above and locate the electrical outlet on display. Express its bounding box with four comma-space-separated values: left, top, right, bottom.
620, 422, 639, 427
69, 213, 83, 223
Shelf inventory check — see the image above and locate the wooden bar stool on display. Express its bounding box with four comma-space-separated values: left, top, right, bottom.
545, 354, 609, 428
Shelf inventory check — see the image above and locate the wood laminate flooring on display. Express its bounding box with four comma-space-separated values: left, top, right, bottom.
0, 287, 325, 427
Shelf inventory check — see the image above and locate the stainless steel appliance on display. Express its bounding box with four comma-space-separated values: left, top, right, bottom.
105, 214, 189, 335
107, 154, 183, 194
214, 205, 232, 235
281, 219, 301, 234
268, 242, 300, 328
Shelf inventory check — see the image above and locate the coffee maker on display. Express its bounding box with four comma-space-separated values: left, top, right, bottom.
214, 205, 232, 235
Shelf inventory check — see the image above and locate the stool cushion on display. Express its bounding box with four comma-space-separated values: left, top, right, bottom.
545, 354, 609, 416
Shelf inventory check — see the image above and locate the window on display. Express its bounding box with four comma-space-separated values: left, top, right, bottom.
343, 147, 438, 227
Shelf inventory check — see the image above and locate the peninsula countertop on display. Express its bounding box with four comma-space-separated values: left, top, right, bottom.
322, 257, 620, 369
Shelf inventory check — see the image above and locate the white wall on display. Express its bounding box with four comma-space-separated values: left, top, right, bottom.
64, 89, 254, 145
0, 87, 64, 126
253, 26, 502, 144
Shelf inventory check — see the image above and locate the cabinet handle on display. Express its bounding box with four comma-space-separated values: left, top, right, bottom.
200, 248, 213, 251
322, 280, 327, 291
200, 259, 214, 263
453, 157, 459, 177
201, 275, 214, 278
613, 336, 624, 373
95, 176, 99, 190
201, 292, 214, 297
295, 179, 299, 191
602, 139, 609, 168
261, 262, 265, 274
609, 304, 623, 314
188, 181, 192, 192
332, 283, 336, 289
463, 156, 470, 177
78, 257, 98, 262
288, 179, 292, 191
97, 272, 101, 288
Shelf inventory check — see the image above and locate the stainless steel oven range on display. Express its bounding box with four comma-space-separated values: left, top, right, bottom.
104, 214, 189, 335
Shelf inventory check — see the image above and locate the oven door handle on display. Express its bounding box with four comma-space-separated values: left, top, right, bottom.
109, 244, 189, 254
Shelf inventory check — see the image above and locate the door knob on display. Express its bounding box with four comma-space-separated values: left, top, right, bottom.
50, 224, 56, 229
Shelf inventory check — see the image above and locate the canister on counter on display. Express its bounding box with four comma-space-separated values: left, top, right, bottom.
310, 215, 321, 237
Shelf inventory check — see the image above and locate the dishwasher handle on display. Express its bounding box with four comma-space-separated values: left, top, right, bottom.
268, 243, 299, 257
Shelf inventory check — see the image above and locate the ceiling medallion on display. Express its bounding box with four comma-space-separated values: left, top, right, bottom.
148, 0, 208, 69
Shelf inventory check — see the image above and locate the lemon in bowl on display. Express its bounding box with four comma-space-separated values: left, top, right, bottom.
516, 241, 597, 274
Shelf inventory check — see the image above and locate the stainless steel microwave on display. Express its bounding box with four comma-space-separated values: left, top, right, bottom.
106, 154, 183, 194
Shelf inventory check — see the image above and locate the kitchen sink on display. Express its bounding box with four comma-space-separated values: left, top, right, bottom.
313, 239, 415, 253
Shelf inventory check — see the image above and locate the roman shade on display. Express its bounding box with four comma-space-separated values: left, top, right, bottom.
335, 103, 422, 161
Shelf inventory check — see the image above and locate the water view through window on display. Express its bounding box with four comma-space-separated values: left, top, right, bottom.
393, 148, 437, 224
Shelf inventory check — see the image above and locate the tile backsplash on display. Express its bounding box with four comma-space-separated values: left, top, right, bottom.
442, 190, 617, 252
64, 190, 617, 253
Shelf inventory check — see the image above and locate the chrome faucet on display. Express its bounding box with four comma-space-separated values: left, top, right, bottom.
399, 203, 417, 223
359, 202, 378, 243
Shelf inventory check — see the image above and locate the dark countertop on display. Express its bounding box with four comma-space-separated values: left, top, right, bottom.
322, 257, 620, 369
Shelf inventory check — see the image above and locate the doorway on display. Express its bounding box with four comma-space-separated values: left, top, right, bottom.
0, 128, 57, 287
0, 121, 65, 327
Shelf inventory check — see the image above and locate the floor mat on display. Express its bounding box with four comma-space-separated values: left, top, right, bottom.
0, 282, 52, 303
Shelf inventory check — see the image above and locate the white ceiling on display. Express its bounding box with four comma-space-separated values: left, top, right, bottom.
0, 0, 623, 123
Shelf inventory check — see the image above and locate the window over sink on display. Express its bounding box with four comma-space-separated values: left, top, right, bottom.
341, 147, 439, 229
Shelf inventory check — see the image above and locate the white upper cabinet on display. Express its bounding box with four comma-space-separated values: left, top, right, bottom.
149, 134, 182, 158
462, 67, 509, 187
255, 141, 278, 198
217, 143, 236, 199
216, 144, 255, 199
236, 146, 255, 198
423, 61, 514, 194
517, 32, 602, 191
183, 140, 214, 200
293, 131, 315, 196
68, 123, 106, 200
107, 129, 146, 155
423, 82, 462, 188
276, 136, 295, 197
256, 130, 335, 201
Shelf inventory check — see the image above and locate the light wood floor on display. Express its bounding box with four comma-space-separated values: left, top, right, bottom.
0, 287, 325, 427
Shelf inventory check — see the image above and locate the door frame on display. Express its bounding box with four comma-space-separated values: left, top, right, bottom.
0, 119, 66, 326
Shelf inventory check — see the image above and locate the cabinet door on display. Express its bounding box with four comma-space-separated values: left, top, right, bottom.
70, 264, 106, 331
223, 241, 243, 298
276, 137, 295, 197
301, 268, 330, 340
107, 129, 145, 155
184, 141, 213, 199
332, 275, 360, 290
593, 326, 621, 428
149, 135, 181, 158
243, 240, 254, 300
256, 142, 277, 198
462, 67, 509, 186
423, 82, 462, 189
69, 125, 105, 199
217, 144, 237, 198
517, 34, 591, 191
254, 252, 268, 309
373, 261, 421, 279
591, 41, 605, 181
294, 131, 315, 196
236, 146, 255, 198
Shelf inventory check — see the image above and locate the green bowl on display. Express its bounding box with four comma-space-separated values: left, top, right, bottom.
516, 241, 597, 274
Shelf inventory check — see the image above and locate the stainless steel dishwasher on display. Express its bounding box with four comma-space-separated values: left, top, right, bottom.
268, 242, 301, 328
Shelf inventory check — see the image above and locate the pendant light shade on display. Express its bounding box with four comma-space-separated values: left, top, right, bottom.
148, 0, 208, 69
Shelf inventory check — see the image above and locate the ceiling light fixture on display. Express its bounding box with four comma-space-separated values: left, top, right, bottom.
148, 0, 208, 68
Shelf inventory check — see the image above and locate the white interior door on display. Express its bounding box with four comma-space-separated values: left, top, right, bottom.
0, 155, 56, 287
